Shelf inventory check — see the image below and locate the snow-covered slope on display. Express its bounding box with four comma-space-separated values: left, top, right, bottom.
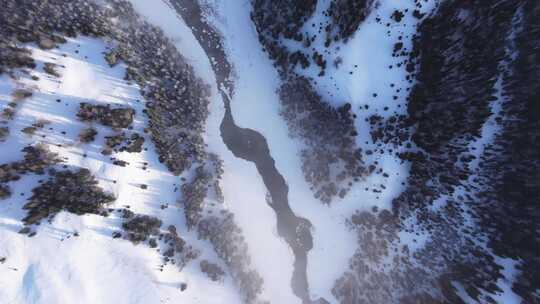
1, 0, 538, 304
0, 36, 241, 304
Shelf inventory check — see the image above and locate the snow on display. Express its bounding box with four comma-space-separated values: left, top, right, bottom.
206, 98, 299, 304
129, 1, 299, 302
3, 0, 424, 301
454, 256, 521, 304
198, 0, 440, 301
426, 43, 521, 304
0, 36, 241, 304
194, 2, 350, 301
1, 212, 162, 304
0, 1, 526, 304
492, 257, 521, 304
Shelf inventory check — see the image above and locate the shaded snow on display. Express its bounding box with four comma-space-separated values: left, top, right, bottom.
0, 36, 240, 304
130, 1, 299, 302
0, 1, 525, 303
199, 0, 439, 301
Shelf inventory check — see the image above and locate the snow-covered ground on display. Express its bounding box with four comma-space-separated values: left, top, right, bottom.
0, 1, 528, 303
0, 36, 241, 304
198, 0, 436, 301
129, 1, 299, 302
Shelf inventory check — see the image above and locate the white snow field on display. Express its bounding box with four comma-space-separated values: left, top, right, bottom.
0, 36, 241, 304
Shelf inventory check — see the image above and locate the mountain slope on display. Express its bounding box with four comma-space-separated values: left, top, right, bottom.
0, 1, 538, 304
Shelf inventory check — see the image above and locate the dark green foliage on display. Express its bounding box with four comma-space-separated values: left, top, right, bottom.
23, 169, 115, 225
